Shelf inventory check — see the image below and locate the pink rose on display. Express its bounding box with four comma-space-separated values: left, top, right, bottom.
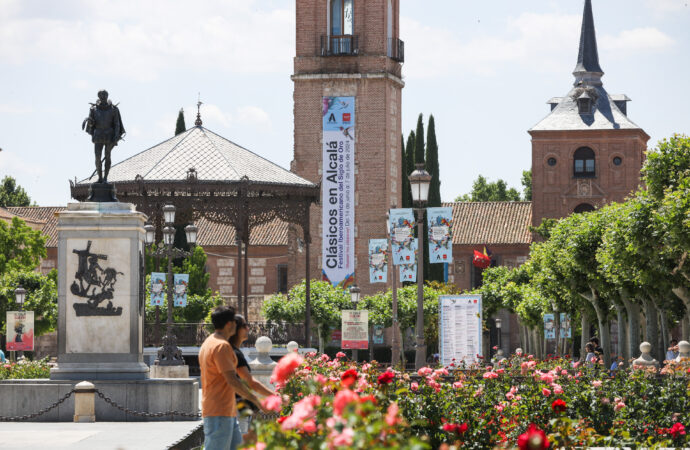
452, 381, 463, 389
335, 352, 346, 359
302, 419, 317, 433
506, 392, 515, 401
333, 389, 359, 416
410, 382, 419, 392
330, 427, 354, 447
260, 395, 283, 412
417, 367, 433, 377
271, 352, 304, 384
281, 395, 320, 430
615, 401, 626, 412
553, 384, 563, 395
542, 388, 551, 397
591, 380, 602, 388
385, 402, 401, 426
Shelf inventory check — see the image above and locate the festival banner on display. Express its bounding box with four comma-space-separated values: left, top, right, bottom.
6, 311, 34, 352
341, 310, 368, 349
368, 239, 388, 283
427, 207, 453, 264
560, 313, 572, 338
543, 314, 556, 339
150, 272, 166, 306
399, 239, 418, 282
389, 208, 416, 265
372, 325, 385, 344
322, 96, 355, 288
438, 295, 482, 366
174, 274, 189, 307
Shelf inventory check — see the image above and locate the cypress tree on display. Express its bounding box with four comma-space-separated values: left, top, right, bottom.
414, 114, 425, 164
405, 131, 416, 208
175, 108, 186, 135
426, 115, 444, 282
400, 134, 409, 208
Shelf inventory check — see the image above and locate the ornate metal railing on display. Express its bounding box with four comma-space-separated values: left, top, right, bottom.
387, 38, 404, 62
144, 322, 307, 348
321, 35, 359, 56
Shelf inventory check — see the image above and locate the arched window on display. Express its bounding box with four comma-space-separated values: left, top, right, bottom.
331, 0, 353, 36
574, 203, 595, 214
573, 147, 595, 178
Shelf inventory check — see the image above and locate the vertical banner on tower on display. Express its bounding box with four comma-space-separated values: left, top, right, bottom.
174, 274, 189, 307
427, 207, 453, 264
368, 239, 388, 283
389, 208, 416, 265
150, 272, 166, 306
322, 96, 355, 288
399, 239, 418, 282
6, 311, 34, 352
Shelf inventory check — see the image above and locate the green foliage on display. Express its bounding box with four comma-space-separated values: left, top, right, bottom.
414, 114, 425, 165
405, 131, 416, 208
262, 280, 351, 343
529, 218, 558, 240
175, 108, 186, 135
522, 169, 532, 201
0, 358, 50, 379
425, 115, 441, 207
0, 217, 47, 275
455, 175, 522, 202
0, 270, 57, 337
181, 246, 210, 296
0, 176, 32, 207
401, 134, 410, 209
144, 271, 222, 323
642, 134, 690, 201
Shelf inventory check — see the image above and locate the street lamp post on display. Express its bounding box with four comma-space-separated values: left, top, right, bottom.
408, 163, 432, 370
349, 285, 361, 362
495, 318, 502, 354
148, 204, 198, 366
387, 211, 402, 368
14, 286, 26, 359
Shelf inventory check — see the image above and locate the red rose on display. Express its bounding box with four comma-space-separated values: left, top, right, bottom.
551, 399, 567, 413
457, 423, 468, 434
377, 370, 395, 385
518, 424, 550, 450
340, 368, 358, 387
670, 422, 686, 438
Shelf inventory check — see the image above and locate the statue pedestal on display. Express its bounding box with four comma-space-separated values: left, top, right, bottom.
87, 182, 118, 203
150, 365, 189, 379
51, 202, 149, 380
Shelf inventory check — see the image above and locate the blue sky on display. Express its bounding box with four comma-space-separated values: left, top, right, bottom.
0, 0, 688, 206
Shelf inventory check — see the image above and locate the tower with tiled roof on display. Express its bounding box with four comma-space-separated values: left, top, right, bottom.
529, 0, 649, 227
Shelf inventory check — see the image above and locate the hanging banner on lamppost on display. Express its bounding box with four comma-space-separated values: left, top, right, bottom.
368, 239, 388, 283
341, 310, 368, 349
6, 311, 34, 352
174, 274, 189, 307
544, 314, 556, 339
398, 239, 417, 282
560, 313, 572, 338
150, 272, 166, 306
427, 207, 453, 264
389, 208, 416, 265
322, 96, 355, 288
438, 295, 482, 366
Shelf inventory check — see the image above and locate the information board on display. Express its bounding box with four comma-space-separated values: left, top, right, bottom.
438, 295, 482, 366
341, 310, 368, 349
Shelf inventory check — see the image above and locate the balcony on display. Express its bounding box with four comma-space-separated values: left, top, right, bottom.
387, 38, 405, 62
321, 35, 359, 56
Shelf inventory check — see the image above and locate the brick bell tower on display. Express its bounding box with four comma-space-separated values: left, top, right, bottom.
529, 0, 649, 228
290, 0, 404, 295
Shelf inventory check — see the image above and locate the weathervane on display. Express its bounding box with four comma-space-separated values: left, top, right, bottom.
195, 93, 203, 127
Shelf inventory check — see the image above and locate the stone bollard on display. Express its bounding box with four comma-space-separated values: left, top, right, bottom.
676, 340, 690, 363
633, 342, 659, 368
73, 381, 96, 423
286, 341, 299, 353
249, 337, 278, 390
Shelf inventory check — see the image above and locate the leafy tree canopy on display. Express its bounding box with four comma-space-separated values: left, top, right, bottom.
0, 217, 47, 275
0, 176, 32, 207
455, 175, 522, 202
0, 269, 58, 337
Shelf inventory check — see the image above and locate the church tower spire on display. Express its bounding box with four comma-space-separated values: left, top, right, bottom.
573, 0, 604, 86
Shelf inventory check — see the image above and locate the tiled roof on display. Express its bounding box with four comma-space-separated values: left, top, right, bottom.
7, 207, 61, 246
197, 217, 289, 247
443, 202, 532, 245
78, 126, 315, 188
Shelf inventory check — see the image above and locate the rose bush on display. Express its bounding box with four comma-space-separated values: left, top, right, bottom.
0, 358, 50, 379
242, 353, 690, 449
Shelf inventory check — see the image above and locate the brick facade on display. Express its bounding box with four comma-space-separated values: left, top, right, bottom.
290, 0, 403, 295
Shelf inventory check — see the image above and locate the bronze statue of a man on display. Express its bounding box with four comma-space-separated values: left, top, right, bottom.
82, 90, 125, 183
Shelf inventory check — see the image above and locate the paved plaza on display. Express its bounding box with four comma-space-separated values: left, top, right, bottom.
0, 421, 201, 450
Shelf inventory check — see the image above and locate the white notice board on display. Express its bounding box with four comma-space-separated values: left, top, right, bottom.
439, 295, 483, 366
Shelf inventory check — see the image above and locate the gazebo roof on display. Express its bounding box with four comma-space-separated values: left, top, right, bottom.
77, 125, 315, 188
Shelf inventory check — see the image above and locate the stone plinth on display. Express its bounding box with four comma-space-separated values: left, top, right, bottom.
249, 337, 278, 389
633, 342, 659, 368
51, 202, 149, 381
150, 364, 189, 379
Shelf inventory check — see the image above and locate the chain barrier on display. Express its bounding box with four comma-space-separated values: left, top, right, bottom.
95, 389, 201, 419
0, 389, 76, 422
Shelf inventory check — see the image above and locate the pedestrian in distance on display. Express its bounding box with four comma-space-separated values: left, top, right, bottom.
199, 306, 267, 450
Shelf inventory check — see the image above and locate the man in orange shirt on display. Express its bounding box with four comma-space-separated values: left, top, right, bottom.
200, 306, 265, 450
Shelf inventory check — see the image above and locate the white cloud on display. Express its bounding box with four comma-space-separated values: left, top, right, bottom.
0, 104, 33, 114
155, 103, 271, 135
600, 27, 675, 53
645, 0, 689, 13
0, 0, 295, 82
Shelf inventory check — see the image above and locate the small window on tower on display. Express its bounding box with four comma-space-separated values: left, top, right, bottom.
547, 157, 557, 167
331, 0, 353, 36
577, 91, 592, 115
613, 156, 622, 166
573, 147, 596, 178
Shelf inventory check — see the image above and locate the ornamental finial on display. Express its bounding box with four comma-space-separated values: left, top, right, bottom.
195, 93, 203, 127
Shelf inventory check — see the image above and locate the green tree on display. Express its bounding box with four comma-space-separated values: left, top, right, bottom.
175, 108, 186, 135
1, 270, 58, 338
521, 169, 532, 201
0, 176, 32, 207
425, 115, 444, 282
400, 134, 410, 208
181, 246, 211, 297
404, 131, 416, 208
455, 175, 521, 202
262, 280, 351, 353
414, 114, 425, 165
0, 217, 47, 275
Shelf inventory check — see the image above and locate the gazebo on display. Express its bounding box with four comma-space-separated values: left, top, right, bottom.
70, 113, 320, 343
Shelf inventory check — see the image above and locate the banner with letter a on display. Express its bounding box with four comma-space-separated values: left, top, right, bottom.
389, 208, 416, 266
427, 206, 453, 264
399, 239, 418, 283
368, 239, 388, 283
322, 96, 355, 288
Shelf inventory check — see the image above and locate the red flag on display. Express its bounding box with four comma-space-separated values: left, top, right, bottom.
473, 250, 491, 269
